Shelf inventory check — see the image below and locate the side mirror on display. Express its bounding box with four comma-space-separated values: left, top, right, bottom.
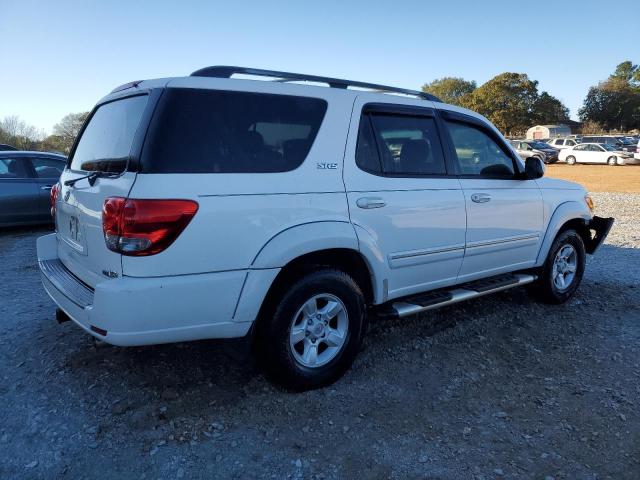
524, 156, 544, 179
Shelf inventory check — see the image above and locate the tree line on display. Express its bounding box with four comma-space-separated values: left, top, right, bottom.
1, 60, 638, 153
422, 60, 639, 136
0, 112, 88, 154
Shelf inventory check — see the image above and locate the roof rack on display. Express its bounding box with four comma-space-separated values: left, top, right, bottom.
190, 66, 441, 102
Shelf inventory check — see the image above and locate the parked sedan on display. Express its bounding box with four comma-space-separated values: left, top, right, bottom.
0, 151, 66, 227
509, 140, 559, 164
559, 143, 638, 166
547, 137, 579, 150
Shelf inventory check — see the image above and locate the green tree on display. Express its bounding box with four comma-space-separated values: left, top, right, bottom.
422, 77, 476, 106
611, 61, 640, 88
52, 112, 89, 153
579, 77, 640, 131
463, 73, 539, 135
533, 91, 570, 125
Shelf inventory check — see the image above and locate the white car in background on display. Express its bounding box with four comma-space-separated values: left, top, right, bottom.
559, 143, 638, 165
548, 138, 578, 150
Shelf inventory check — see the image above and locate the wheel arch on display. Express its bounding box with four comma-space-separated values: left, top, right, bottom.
535, 201, 592, 266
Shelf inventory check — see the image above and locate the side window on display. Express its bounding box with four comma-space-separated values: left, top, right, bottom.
368, 114, 446, 175
0, 158, 30, 179
445, 121, 515, 177
567, 140, 576, 146
355, 116, 382, 174
574, 145, 585, 151
31, 158, 64, 178
142, 89, 327, 174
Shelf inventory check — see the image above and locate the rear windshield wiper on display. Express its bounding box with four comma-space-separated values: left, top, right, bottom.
64, 171, 118, 187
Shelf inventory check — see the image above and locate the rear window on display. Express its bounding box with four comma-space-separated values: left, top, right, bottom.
70, 95, 148, 173
141, 88, 327, 173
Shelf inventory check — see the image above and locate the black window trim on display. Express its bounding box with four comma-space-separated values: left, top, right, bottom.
67, 89, 163, 175
355, 103, 452, 179
438, 109, 524, 179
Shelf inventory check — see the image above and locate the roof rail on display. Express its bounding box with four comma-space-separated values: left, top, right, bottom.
190, 66, 441, 102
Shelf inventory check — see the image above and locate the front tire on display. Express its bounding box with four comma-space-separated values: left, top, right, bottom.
256, 269, 366, 390
565, 156, 576, 165
530, 229, 586, 304
607, 156, 618, 166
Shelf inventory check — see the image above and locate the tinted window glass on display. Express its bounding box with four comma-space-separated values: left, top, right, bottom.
32, 158, 64, 178
70, 95, 148, 173
142, 89, 327, 173
355, 116, 382, 174
445, 121, 515, 177
367, 114, 446, 175
0, 158, 29, 179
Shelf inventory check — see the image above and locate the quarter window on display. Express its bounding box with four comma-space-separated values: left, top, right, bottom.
142, 89, 327, 173
355, 112, 447, 176
445, 121, 515, 177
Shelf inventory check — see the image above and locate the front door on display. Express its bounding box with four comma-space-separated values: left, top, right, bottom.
440, 114, 543, 281
343, 98, 466, 301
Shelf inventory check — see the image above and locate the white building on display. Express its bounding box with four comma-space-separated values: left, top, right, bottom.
526, 124, 571, 140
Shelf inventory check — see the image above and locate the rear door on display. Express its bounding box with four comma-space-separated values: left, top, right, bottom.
29, 156, 65, 220
344, 99, 466, 300
439, 111, 543, 281
57, 92, 156, 287
0, 157, 39, 226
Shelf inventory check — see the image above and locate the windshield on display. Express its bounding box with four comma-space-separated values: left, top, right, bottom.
601, 144, 618, 151
70, 95, 148, 173
529, 141, 550, 149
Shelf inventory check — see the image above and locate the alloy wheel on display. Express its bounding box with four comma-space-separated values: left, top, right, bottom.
289, 294, 349, 368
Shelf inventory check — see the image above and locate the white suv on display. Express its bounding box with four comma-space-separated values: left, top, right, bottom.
38, 66, 613, 389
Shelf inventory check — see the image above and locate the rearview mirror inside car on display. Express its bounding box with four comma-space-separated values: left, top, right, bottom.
524, 156, 544, 179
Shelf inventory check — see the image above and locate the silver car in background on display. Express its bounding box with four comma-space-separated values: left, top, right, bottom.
509, 140, 560, 164
0, 151, 66, 227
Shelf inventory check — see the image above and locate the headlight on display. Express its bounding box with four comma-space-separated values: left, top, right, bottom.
584, 194, 594, 214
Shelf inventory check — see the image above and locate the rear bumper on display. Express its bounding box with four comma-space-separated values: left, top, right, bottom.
584, 216, 614, 255
37, 233, 260, 346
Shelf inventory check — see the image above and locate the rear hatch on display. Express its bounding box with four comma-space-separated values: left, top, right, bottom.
56, 92, 154, 288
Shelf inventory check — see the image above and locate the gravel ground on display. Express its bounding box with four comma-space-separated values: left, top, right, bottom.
1, 192, 639, 480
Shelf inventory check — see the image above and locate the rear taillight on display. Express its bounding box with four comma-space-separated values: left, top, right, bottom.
102, 197, 198, 256
50, 183, 60, 217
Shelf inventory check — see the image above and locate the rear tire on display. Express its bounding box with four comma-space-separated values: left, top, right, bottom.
256, 269, 366, 390
529, 229, 586, 304
566, 156, 576, 165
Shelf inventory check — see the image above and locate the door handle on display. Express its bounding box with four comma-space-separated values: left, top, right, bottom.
40, 185, 53, 191
471, 193, 491, 203
356, 197, 386, 209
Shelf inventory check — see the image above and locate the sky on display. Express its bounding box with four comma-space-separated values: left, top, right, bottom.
1, 0, 638, 134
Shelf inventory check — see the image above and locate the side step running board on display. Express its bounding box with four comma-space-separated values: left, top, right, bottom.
392, 273, 537, 318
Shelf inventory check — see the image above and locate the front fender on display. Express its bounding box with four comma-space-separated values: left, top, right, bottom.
535, 201, 591, 266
